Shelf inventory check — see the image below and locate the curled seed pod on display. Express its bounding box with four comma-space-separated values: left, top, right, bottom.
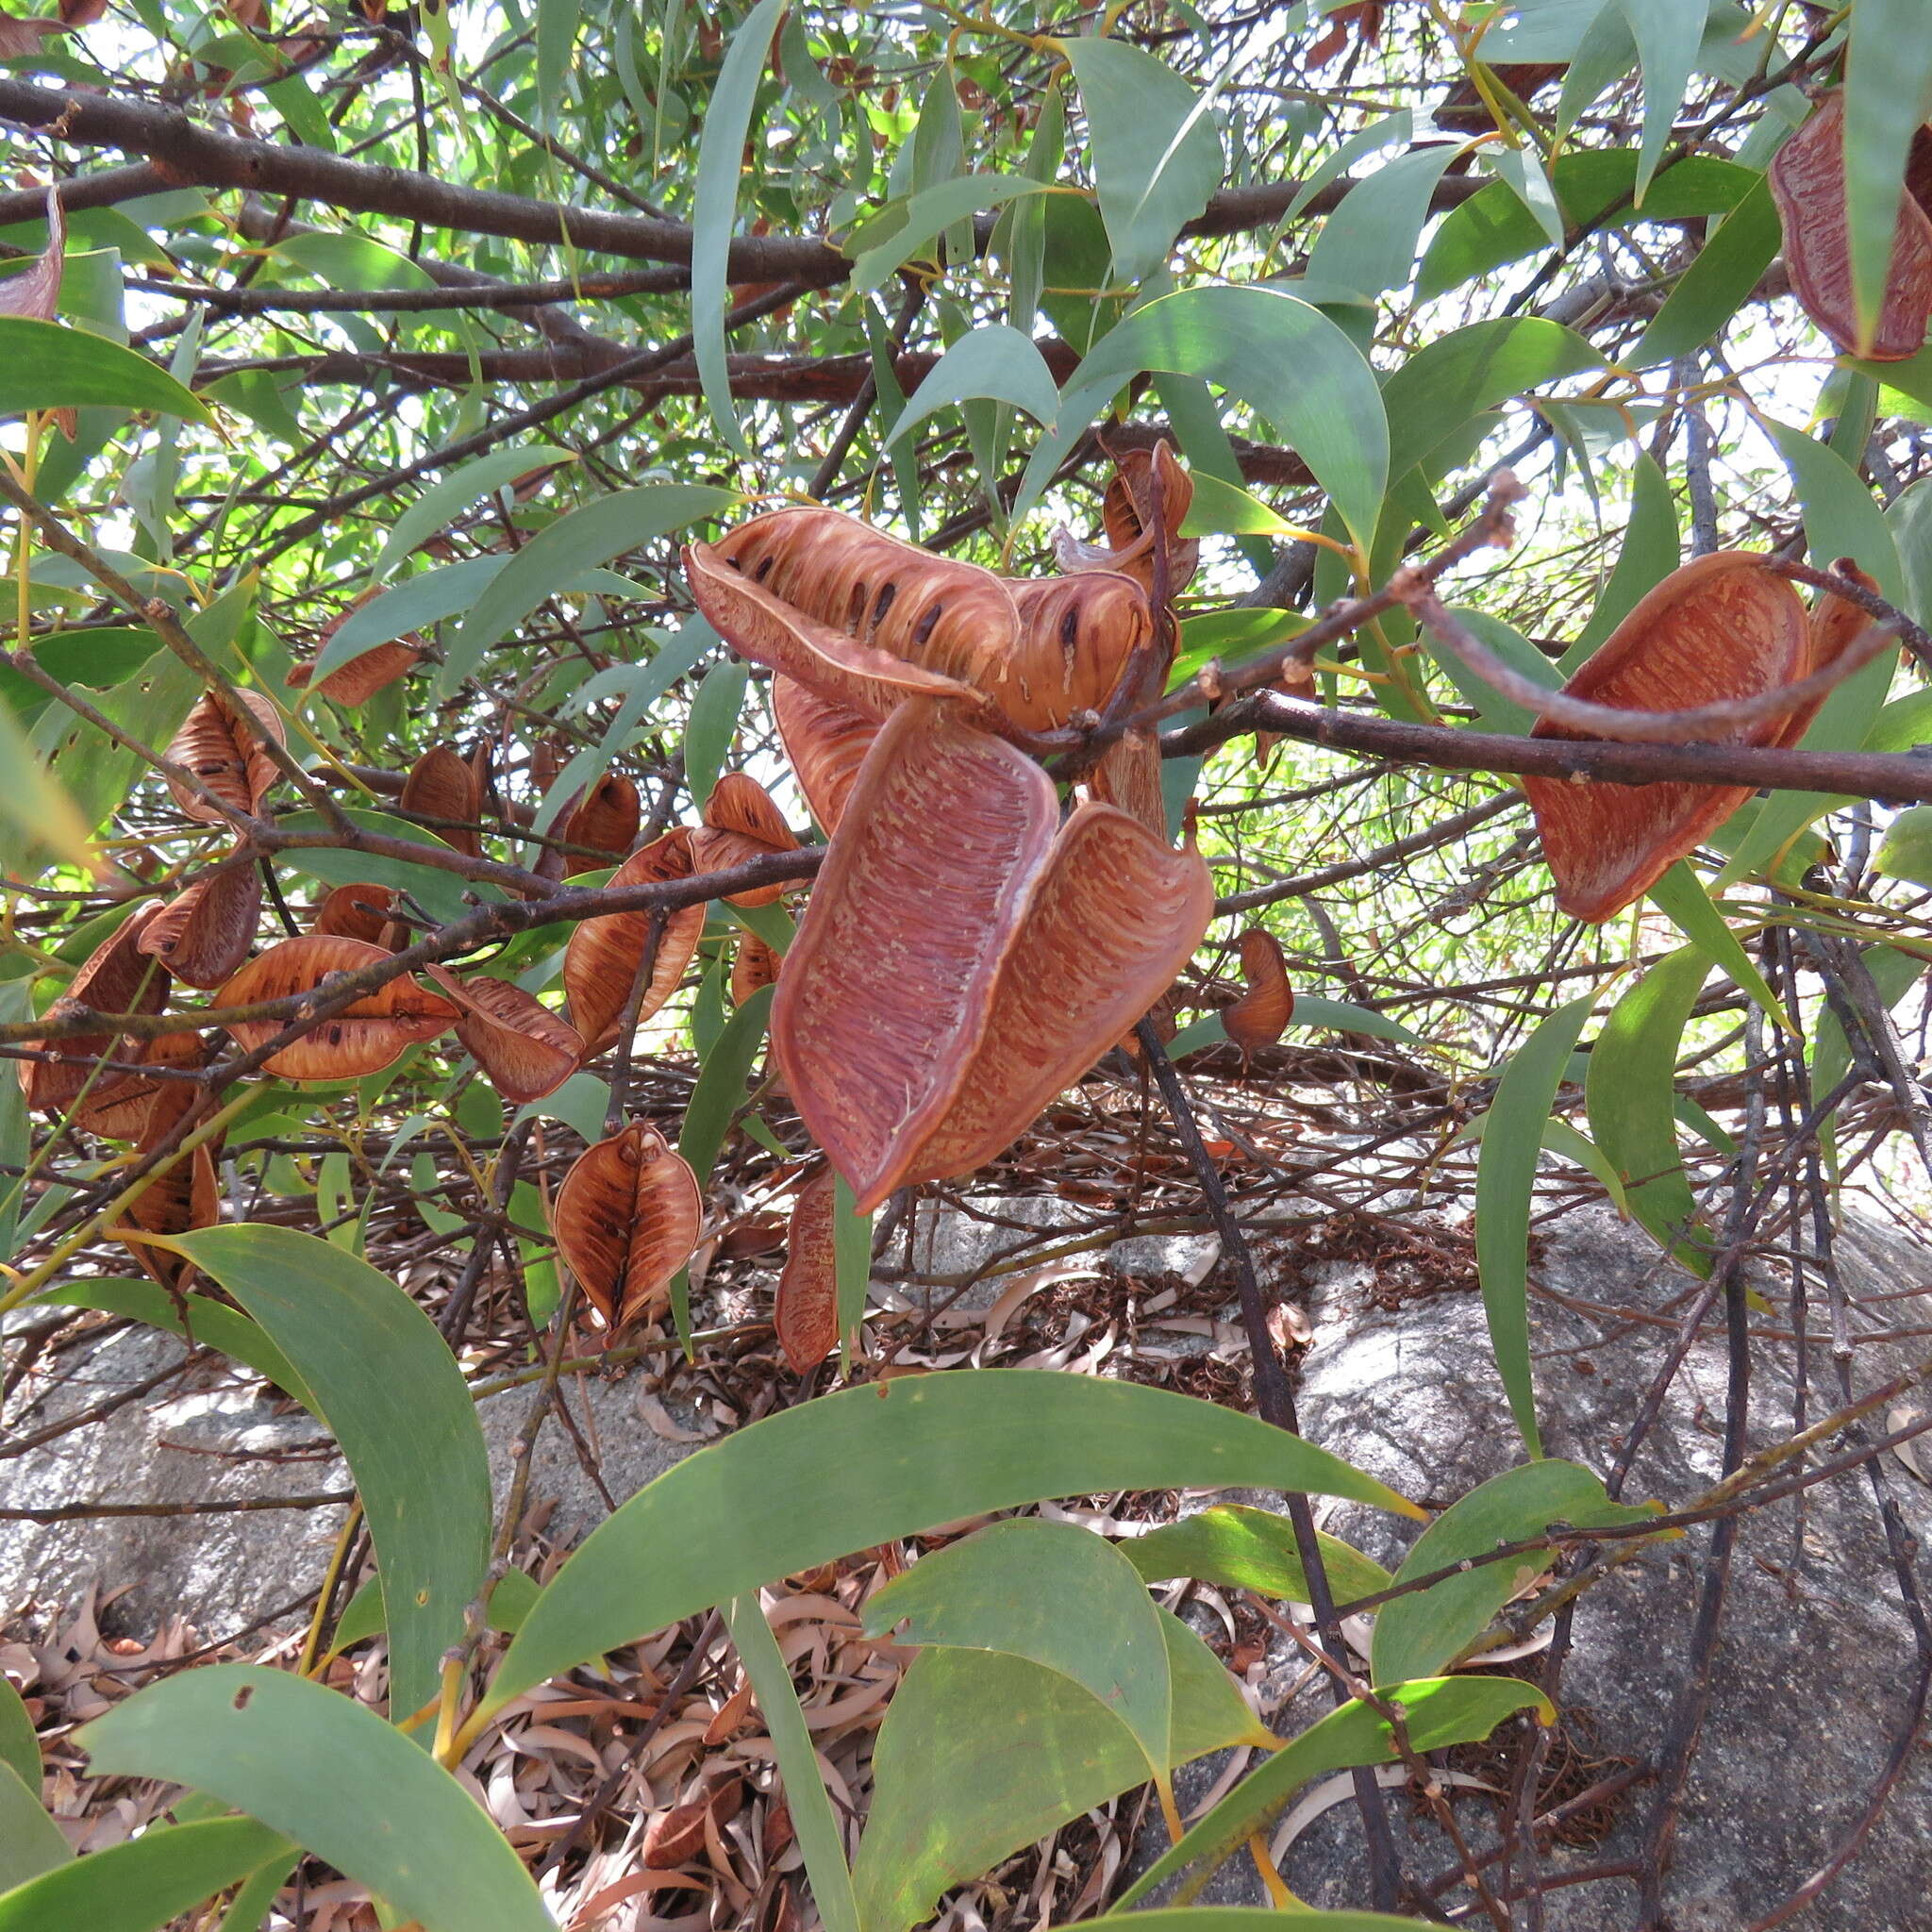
730, 931, 780, 1007
73, 1024, 208, 1141
1769, 90, 1932, 361
214, 934, 457, 1081
22, 905, 169, 1114
285, 620, 421, 707
774, 1165, 839, 1373
423, 964, 583, 1105
692, 772, 800, 907
1052, 442, 1200, 596
138, 851, 262, 989
1524, 553, 1812, 923
772, 675, 877, 835
563, 829, 708, 1056
560, 773, 641, 874
165, 689, 285, 824
551, 1119, 703, 1332
120, 1140, 220, 1296
311, 882, 401, 945
1000, 571, 1155, 728
1223, 928, 1294, 1058
399, 743, 483, 858
1085, 730, 1168, 841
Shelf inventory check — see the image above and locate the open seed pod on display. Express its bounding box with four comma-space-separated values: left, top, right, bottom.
691, 772, 799, 907
423, 964, 583, 1105
1769, 90, 1932, 360
550, 1119, 703, 1332
774, 1165, 839, 1373
164, 689, 284, 824
73, 1024, 208, 1141
398, 743, 484, 858
1223, 928, 1294, 1058
1524, 552, 1823, 923
687, 506, 1155, 730
286, 595, 422, 708
119, 1139, 220, 1295
731, 931, 780, 1007
214, 934, 457, 1080
563, 828, 708, 1055
560, 773, 641, 874
1086, 730, 1169, 841
138, 849, 262, 989
311, 882, 402, 945
772, 697, 1213, 1211
1052, 441, 1200, 596
772, 675, 877, 835
22, 904, 169, 1114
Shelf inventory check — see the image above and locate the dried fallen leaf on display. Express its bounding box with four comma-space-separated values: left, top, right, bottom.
137, 851, 262, 989
1223, 927, 1294, 1058
772, 675, 877, 834
551, 1119, 704, 1331
560, 773, 641, 874
774, 1166, 839, 1372
310, 882, 400, 945
423, 964, 583, 1105
213, 934, 456, 1080
1524, 553, 1814, 922
691, 771, 799, 907
1769, 90, 1932, 360
731, 931, 780, 1007
642, 1777, 743, 1869
22, 905, 169, 1113
562, 829, 708, 1055
398, 743, 483, 858
164, 689, 284, 824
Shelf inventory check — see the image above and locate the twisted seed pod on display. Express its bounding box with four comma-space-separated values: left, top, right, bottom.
139, 850, 262, 989
691, 772, 799, 906
73, 1024, 208, 1141
424, 965, 584, 1105
286, 637, 420, 708
120, 1140, 220, 1295
772, 675, 877, 835
164, 689, 285, 824
730, 931, 781, 1007
550, 1120, 703, 1332
1222, 928, 1294, 1058
311, 882, 401, 945
562, 829, 708, 1055
398, 743, 484, 858
774, 1166, 839, 1373
22, 905, 169, 1114
1052, 441, 1200, 597
560, 773, 641, 873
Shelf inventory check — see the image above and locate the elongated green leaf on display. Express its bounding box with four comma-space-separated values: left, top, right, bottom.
883, 325, 1061, 452
1631, 172, 1780, 367
440, 484, 735, 696
865, 1518, 1173, 1778
724, 1594, 861, 1932
678, 982, 774, 1187
1617, 0, 1707, 202
80, 1669, 547, 1932
1648, 863, 1790, 1036
682, 656, 748, 811
0, 627, 158, 721
314, 557, 507, 676
0, 317, 209, 423
1115, 1677, 1553, 1909
1026, 286, 1387, 548
1425, 606, 1553, 734
1566, 450, 1678, 669
1107, 1917, 1417, 1932
1371, 1461, 1660, 1686
211, 1855, 299, 1932
167, 1227, 491, 1727
1166, 999, 1423, 1060
485, 1370, 1421, 1717
1476, 994, 1593, 1457
852, 1614, 1262, 1932
0, 1818, 287, 1932
1120, 1505, 1391, 1608
692, 0, 791, 453
1305, 141, 1461, 300
1584, 947, 1709, 1271
0, 1676, 36, 1795
0, 1760, 66, 1891
370, 445, 574, 584
0, 683, 93, 869
1843, 0, 1932, 352
847, 176, 1050, 292
1064, 37, 1223, 284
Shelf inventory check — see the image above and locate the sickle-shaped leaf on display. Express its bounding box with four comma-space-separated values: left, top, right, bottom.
731, 930, 780, 1008
691, 770, 800, 907
423, 965, 583, 1105
562, 828, 708, 1055
774, 1164, 838, 1371
1771, 88, 1932, 360
286, 635, 420, 708
1122, 1503, 1392, 1606
1524, 552, 1812, 922
397, 742, 483, 858
551, 1119, 704, 1332
772, 675, 878, 834
310, 881, 400, 944
21, 906, 168, 1113
214, 935, 456, 1081
772, 698, 1059, 1210
559, 772, 639, 873
1222, 927, 1294, 1058
0, 1817, 290, 1932
138, 850, 262, 990
163, 689, 284, 824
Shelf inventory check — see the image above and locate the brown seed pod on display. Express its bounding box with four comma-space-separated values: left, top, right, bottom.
550, 1119, 703, 1332
164, 689, 285, 824
687, 506, 1155, 729
138, 851, 262, 989
1790, 558, 1886, 743
1524, 553, 1814, 923
72, 1023, 208, 1141
774, 1165, 839, 1373
1769, 90, 1932, 361
1222, 928, 1294, 1058
214, 935, 457, 1081
563, 829, 708, 1055
286, 636, 420, 708
423, 964, 583, 1105
772, 675, 877, 834
22, 905, 170, 1114
773, 698, 1212, 1211
730, 932, 780, 1007
311, 882, 401, 945
691, 772, 800, 907
1085, 730, 1169, 841
119, 1139, 220, 1295
560, 773, 641, 874
1052, 441, 1200, 597
398, 743, 483, 858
